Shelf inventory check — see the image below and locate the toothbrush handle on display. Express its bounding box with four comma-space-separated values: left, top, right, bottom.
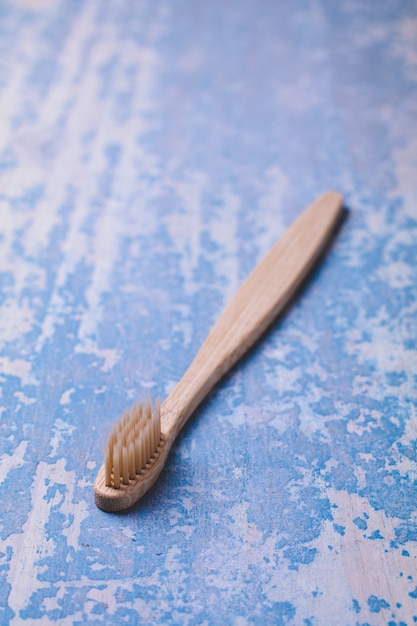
162, 191, 343, 436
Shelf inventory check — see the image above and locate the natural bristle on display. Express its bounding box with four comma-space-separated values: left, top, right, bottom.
104, 396, 161, 489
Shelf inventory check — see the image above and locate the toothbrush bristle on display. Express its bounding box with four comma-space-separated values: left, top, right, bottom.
104, 396, 161, 489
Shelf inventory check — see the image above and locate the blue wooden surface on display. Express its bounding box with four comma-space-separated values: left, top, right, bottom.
1, 1, 417, 624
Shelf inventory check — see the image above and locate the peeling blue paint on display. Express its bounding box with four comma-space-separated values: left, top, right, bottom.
367, 595, 390, 613
368, 530, 384, 540
353, 517, 368, 531
0, 0, 416, 624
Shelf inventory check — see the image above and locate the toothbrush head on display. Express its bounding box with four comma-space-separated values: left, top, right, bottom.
94, 396, 166, 512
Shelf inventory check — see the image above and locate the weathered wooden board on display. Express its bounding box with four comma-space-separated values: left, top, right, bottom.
1, 1, 416, 624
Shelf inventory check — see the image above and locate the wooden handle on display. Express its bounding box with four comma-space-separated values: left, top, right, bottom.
161, 191, 343, 437
94, 191, 344, 511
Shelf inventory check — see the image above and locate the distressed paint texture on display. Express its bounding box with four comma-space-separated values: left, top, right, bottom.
1, 0, 417, 624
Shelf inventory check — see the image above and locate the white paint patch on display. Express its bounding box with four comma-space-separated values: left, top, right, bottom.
0, 300, 37, 346
279, 488, 417, 625
377, 261, 414, 289
74, 342, 119, 373
49, 418, 76, 457
0, 440, 28, 484
0, 357, 31, 381
61, 484, 89, 553
5, 458, 89, 623
14, 391, 36, 406
60, 388, 75, 405
6, 461, 62, 623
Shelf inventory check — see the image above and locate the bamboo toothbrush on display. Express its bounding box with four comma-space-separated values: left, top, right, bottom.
94, 191, 343, 512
